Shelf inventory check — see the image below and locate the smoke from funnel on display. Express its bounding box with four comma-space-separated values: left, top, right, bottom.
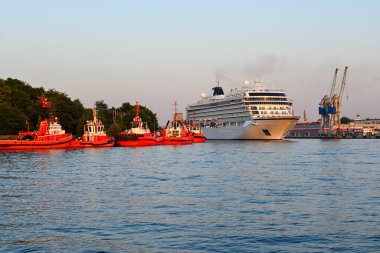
214, 55, 288, 85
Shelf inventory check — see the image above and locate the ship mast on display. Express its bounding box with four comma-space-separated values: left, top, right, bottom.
38, 95, 54, 123
173, 101, 178, 121
134, 101, 141, 123
92, 108, 98, 123
303, 109, 308, 122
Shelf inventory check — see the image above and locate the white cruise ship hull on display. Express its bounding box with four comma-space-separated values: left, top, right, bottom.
202, 117, 299, 140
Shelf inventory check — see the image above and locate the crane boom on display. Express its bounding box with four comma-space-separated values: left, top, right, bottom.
329, 68, 339, 99
336, 66, 348, 128
339, 66, 348, 99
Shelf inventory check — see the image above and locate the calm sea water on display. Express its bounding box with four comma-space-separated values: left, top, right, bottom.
1, 139, 380, 252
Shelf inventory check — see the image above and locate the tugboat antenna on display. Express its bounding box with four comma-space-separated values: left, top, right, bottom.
173, 101, 178, 121
135, 101, 139, 118
92, 108, 97, 123
134, 101, 141, 123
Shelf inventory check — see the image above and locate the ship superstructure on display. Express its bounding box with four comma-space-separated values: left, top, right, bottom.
162, 101, 194, 145
116, 102, 163, 147
71, 108, 115, 148
186, 79, 299, 140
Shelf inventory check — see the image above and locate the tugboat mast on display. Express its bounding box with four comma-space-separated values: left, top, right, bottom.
173, 101, 178, 121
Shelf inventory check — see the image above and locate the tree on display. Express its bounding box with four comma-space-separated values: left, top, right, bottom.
107, 123, 122, 137
0, 104, 26, 135
0, 78, 159, 137
0, 85, 12, 105
95, 100, 113, 127
340, 116, 352, 124
95, 100, 108, 111
119, 102, 133, 113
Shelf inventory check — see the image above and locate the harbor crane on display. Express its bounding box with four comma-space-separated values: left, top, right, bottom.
318, 67, 348, 133
319, 68, 338, 132
331, 66, 348, 128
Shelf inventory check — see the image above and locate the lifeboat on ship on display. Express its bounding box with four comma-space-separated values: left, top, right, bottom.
71, 108, 115, 148
162, 101, 194, 145
0, 96, 73, 150
116, 102, 163, 147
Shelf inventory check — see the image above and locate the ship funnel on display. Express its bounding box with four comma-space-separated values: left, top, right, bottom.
212, 87, 224, 96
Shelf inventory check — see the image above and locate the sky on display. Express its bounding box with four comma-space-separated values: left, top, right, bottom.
1, 0, 380, 124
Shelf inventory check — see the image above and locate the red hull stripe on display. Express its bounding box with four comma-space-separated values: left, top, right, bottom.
0, 137, 73, 150
117, 140, 161, 147
70, 140, 115, 148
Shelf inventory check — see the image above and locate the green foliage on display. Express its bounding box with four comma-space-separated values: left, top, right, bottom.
107, 123, 122, 137
0, 85, 12, 105
0, 77, 159, 136
0, 78, 37, 133
119, 102, 133, 113
95, 100, 113, 127
0, 78, 84, 135
95, 100, 108, 110
0, 104, 26, 135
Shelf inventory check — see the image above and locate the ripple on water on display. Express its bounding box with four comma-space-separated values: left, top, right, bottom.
1, 140, 380, 252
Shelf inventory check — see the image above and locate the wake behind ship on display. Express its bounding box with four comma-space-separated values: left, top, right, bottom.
186, 79, 300, 140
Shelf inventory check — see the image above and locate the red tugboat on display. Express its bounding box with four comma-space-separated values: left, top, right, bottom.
162, 101, 194, 145
70, 108, 115, 148
0, 96, 73, 150
188, 124, 206, 143
186, 112, 206, 143
116, 102, 163, 147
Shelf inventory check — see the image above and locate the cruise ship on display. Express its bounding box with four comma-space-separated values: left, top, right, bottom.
185, 79, 300, 140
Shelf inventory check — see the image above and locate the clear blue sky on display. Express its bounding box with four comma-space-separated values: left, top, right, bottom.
1, 0, 380, 124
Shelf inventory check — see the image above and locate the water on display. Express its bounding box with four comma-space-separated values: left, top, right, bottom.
1, 139, 380, 252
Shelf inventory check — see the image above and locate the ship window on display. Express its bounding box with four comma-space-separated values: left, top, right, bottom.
249, 92, 286, 97
263, 129, 271, 136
